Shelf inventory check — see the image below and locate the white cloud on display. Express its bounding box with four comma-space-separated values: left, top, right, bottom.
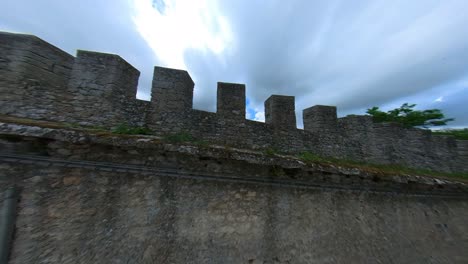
253, 109, 265, 122
132, 0, 232, 69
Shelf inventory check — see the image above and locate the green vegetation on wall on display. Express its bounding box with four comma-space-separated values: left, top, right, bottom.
111, 124, 152, 135
366, 103, 454, 128
432, 129, 468, 140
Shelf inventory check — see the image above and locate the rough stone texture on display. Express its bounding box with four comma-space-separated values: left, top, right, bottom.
150, 66, 194, 112
0, 31, 467, 173
1, 124, 468, 263
1, 125, 466, 196
456, 140, 468, 159
67, 50, 144, 127
3, 164, 468, 264
2, 31, 468, 264
1, 130, 468, 264
265, 95, 296, 130
217, 82, 246, 120
303, 105, 338, 133
0, 32, 74, 121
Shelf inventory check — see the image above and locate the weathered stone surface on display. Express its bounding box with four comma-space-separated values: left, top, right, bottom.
1, 155, 468, 263
1, 124, 466, 194
265, 95, 296, 130
1, 122, 468, 263
151, 66, 194, 112
66, 50, 144, 126
303, 105, 338, 133
217, 82, 246, 120
0, 31, 74, 121
0, 30, 467, 173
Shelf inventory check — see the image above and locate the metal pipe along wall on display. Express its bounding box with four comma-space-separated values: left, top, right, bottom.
0, 187, 19, 264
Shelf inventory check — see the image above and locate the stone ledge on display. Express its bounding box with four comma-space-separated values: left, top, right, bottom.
1, 119, 467, 195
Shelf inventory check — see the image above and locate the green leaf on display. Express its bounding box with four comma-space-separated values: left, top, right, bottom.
366, 103, 454, 128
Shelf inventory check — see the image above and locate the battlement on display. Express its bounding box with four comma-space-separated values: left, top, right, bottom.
0, 31, 466, 173
265, 95, 296, 129
217, 82, 246, 120
151, 66, 194, 112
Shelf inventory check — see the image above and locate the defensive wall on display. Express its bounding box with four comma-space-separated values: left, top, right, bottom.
1, 30, 468, 263
1, 124, 468, 263
0, 31, 467, 174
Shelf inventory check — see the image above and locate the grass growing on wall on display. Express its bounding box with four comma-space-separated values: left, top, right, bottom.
297, 152, 328, 163
163, 131, 194, 143
264, 148, 280, 156
111, 124, 152, 135
432, 128, 468, 140
1, 114, 467, 183
297, 151, 468, 182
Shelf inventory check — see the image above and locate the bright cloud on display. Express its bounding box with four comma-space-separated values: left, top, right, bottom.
253, 110, 265, 122
132, 0, 232, 69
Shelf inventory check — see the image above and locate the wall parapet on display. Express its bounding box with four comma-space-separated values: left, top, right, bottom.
265, 95, 296, 130
0, 31, 466, 173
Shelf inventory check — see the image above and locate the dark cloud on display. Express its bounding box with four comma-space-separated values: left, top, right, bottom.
1, 0, 467, 127
441, 88, 468, 127
183, 0, 468, 126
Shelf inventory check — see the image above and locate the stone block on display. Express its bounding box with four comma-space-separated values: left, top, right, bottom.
0, 31, 74, 119
67, 50, 140, 126
217, 82, 246, 120
265, 95, 296, 129
303, 105, 337, 133
151, 66, 194, 112
69, 50, 140, 98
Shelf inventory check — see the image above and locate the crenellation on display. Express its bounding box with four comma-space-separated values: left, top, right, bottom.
217, 82, 246, 120
67, 50, 141, 126
0, 31, 466, 173
70, 50, 140, 96
151, 66, 194, 112
265, 95, 296, 130
0, 32, 74, 121
3, 31, 468, 264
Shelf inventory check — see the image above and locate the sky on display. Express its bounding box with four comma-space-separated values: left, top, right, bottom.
1, 0, 467, 128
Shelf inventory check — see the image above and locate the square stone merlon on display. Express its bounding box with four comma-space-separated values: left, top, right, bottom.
68, 50, 140, 98
303, 105, 337, 133
0, 32, 75, 119
151, 66, 194, 112
265, 95, 296, 130
0, 31, 74, 88
217, 82, 246, 120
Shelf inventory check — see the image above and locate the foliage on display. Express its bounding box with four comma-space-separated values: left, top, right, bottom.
366, 103, 454, 128
297, 151, 327, 163
63, 122, 106, 131
297, 151, 468, 182
432, 128, 468, 140
193, 140, 210, 148
163, 131, 194, 143
264, 147, 279, 156
111, 124, 152, 135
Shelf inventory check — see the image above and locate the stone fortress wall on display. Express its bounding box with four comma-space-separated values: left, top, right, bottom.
0, 31, 466, 173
